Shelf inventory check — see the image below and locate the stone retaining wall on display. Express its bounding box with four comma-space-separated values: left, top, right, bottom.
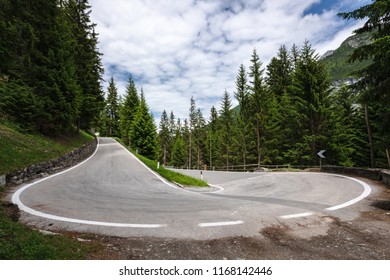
3, 138, 97, 186
321, 166, 390, 188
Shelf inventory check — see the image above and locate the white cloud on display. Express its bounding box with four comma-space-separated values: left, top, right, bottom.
90, 0, 370, 121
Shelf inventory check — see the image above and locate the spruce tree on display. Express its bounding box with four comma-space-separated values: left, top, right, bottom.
219, 90, 234, 169
287, 41, 332, 165
129, 89, 157, 158
105, 77, 120, 136
339, 0, 390, 167
65, 0, 104, 131
120, 75, 139, 145
248, 49, 267, 165
158, 110, 170, 165
206, 106, 219, 168
234, 63, 252, 167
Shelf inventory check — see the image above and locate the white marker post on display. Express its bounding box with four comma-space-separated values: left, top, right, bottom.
317, 149, 326, 168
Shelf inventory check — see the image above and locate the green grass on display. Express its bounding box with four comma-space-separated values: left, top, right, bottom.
0, 187, 98, 259
114, 139, 208, 187
0, 121, 99, 259
134, 153, 208, 187
0, 121, 94, 174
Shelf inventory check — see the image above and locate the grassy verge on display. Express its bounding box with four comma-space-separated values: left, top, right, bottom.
0, 187, 98, 259
0, 121, 94, 174
115, 139, 208, 187
134, 153, 208, 187
0, 120, 99, 259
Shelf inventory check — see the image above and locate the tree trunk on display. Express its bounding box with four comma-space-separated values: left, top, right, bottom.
364, 105, 375, 168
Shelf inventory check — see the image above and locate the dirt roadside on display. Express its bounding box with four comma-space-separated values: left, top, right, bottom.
53, 177, 390, 260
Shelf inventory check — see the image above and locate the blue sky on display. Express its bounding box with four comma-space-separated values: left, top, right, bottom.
90, 0, 371, 122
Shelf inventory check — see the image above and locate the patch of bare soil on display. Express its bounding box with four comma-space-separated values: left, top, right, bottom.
64, 180, 390, 260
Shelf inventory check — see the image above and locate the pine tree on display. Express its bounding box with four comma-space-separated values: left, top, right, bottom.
120, 75, 139, 145
206, 106, 219, 168
188, 96, 197, 169
265, 45, 294, 163
158, 110, 170, 165
65, 0, 104, 131
286, 41, 332, 165
266, 45, 293, 99
338, 0, 390, 167
193, 108, 206, 169
234, 63, 251, 167
105, 77, 120, 136
129, 89, 157, 158
248, 49, 267, 165
219, 90, 234, 169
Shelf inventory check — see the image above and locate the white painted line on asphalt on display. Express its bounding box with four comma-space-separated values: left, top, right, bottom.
98, 143, 118, 146
198, 220, 244, 227
279, 174, 372, 219
207, 183, 224, 193
11, 138, 167, 229
325, 175, 372, 211
113, 139, 180, 190
14, 196, 165, 228
280, 212, 314, 219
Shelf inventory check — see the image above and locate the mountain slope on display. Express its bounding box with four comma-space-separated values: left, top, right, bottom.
321, 32, 372, 81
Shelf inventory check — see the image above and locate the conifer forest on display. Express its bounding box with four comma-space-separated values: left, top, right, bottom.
1, 0, 389, 169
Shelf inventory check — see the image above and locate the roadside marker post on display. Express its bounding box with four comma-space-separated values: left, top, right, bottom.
317, 150, 326, 168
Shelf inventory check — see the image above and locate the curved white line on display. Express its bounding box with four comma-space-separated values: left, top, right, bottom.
207, 183, 224, 193
279, 173, 372, 219
280, 212, 314, 219
11, 138, 166, 228
325, 174, 371, 211
198, 220, 244, 227
113, 139, 179, 190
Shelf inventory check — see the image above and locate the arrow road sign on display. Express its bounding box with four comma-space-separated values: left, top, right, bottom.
317, 150, 326, 159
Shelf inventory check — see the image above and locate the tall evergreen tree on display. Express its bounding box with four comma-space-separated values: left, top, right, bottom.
158, 110, 170, 165
65, 0, 104, 131
193, 108, 206, 169
339, 0, 390, 167
266, 45, 293, 99
171, 120, 187, 168
206, 106, 219, 168
105, 77, 120, 136
219, 90, 234, 169
286, 41, 332, 165
120, 75, 139, 145
188, 96, 197, 169
129, 88, 157, 158
248, 49, 267, 165
234, 63, 251, 167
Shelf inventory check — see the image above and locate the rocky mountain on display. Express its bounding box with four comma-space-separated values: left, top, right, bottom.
321, 31, 372, 82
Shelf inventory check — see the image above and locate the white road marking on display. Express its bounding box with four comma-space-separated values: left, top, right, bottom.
11, 138, 167, 229
207, 183, 224, 193
279, 174, 372, 219
325, 175, 371, 211
98, 143, 118, 146
198, 220, 244, 227
280, 212, 314, 219
113, 139, 180, 190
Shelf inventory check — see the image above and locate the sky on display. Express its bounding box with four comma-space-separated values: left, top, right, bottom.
89, 0, 371, 122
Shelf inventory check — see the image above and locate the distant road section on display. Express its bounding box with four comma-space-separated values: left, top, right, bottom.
11, 137, 371, 239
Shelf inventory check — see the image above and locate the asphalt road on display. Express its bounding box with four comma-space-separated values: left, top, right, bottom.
11, 137, 371, 239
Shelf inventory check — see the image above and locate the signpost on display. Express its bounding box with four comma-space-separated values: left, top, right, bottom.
317, 150, 326, 168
